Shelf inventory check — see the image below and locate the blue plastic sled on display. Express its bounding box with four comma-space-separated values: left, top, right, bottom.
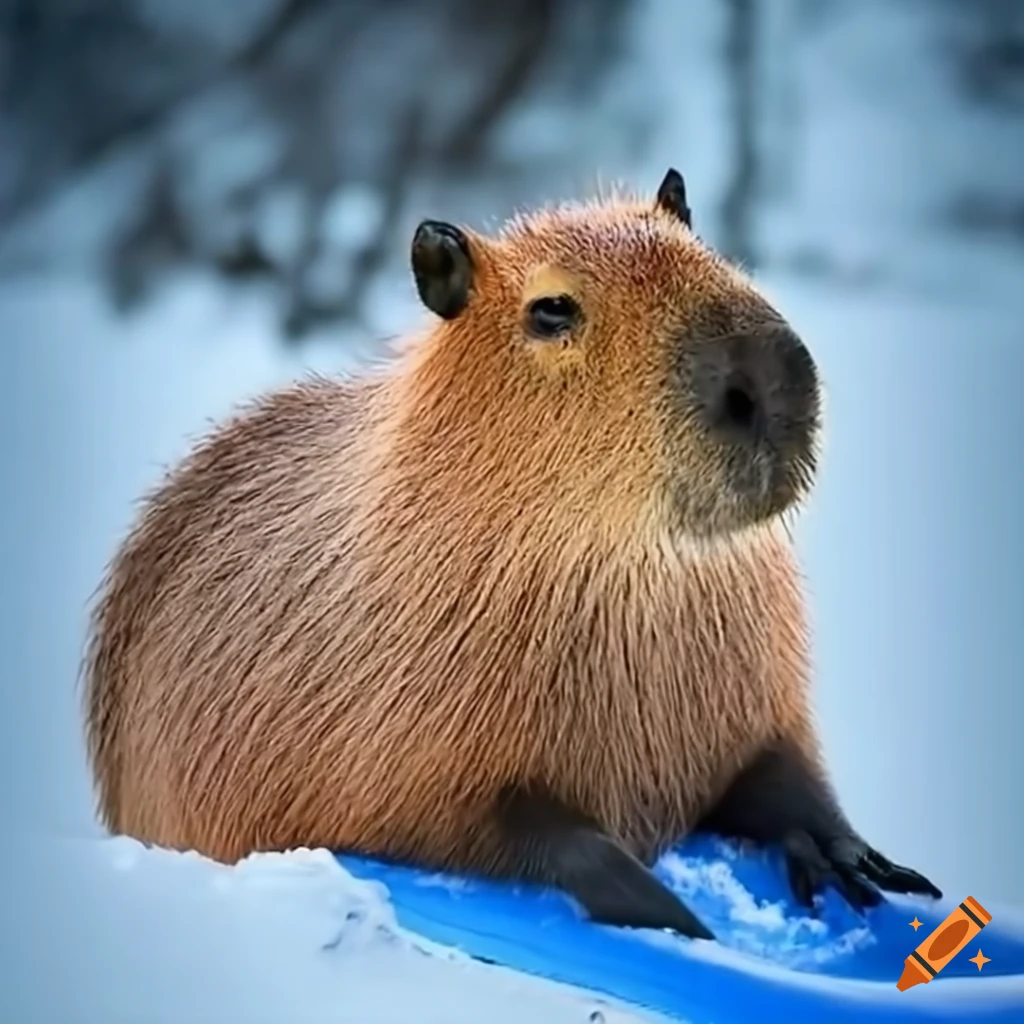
339, 835, 1024, 1023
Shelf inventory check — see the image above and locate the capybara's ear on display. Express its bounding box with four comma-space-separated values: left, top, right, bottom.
654, 168, 692, 230
411, 220, 475, 320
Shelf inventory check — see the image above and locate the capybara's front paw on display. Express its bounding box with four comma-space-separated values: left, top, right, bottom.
828, 834, 942, 900
782, 829, 942, 912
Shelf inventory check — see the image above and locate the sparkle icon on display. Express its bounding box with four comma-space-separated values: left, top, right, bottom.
969, 949, 991, 972
909, 917, 923, 931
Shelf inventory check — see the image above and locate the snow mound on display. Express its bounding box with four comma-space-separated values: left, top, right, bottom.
0, 837, 664, 1024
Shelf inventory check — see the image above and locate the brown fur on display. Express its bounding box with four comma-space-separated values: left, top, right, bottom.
83, 189, 824, 871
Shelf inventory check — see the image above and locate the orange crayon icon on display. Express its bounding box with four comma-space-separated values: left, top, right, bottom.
896, 896, 992, 992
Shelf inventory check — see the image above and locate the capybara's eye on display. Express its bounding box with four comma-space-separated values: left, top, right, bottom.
526, 295, 580, 339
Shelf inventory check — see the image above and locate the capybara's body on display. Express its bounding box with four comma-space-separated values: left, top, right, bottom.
86, 370, 813, 866
85, 174, 941, 934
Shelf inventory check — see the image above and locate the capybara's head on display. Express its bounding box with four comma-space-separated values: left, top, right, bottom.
405, 168, 821, 542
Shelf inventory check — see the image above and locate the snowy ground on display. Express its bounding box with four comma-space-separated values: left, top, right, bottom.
3, 1, 1024, 1022
5, 835, 663, 1024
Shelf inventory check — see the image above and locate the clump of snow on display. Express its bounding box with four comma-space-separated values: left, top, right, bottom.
657, 852, 874, 970
413, 873, 474, 895
665, 855, 800, 932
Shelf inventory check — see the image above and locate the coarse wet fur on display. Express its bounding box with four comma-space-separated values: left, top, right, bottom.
83, 170, 941, 939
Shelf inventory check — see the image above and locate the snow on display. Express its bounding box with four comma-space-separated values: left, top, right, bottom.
658, 849, 875, 970
4, 837, 660, 1024
659, 849, 874, 968
3, 0, 1024, 1022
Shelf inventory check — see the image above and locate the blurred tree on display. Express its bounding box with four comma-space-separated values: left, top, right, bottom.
931, 0, 1024, 244
937, 0, 1024, 111
0, 0, 297, 223
719, 0, 760, 269
0, 0, 631, 340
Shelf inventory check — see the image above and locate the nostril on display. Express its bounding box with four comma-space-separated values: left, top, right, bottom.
690, 323, 815, 449
723, 385, 756, 430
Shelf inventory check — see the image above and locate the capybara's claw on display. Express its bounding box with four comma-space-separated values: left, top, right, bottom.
830, 836, 942, 900
783, 829, 883, 913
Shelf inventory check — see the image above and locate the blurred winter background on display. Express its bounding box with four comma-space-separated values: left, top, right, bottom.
3, 0, 1024, 1021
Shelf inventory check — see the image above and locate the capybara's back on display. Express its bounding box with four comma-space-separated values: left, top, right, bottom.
85, 378, 377, 860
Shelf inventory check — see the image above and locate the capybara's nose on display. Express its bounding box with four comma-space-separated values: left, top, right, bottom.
690, 323, 819, 449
